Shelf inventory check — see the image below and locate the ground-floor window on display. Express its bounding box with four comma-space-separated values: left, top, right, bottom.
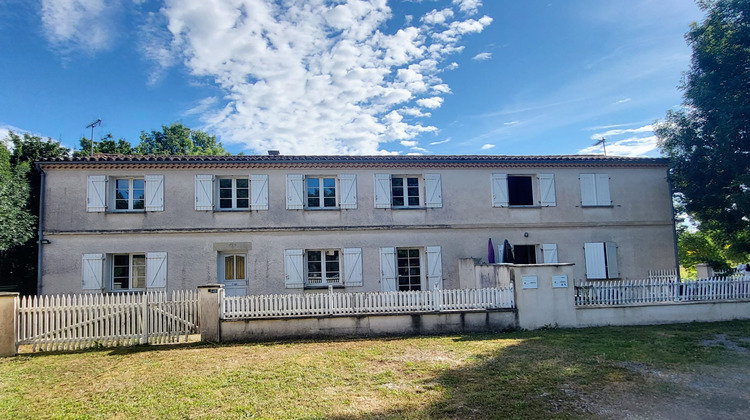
397, 248, 422, 291
112, 253, 146, 290
584, 242, 619, 279
223, 254, 246, 281
306, 249, 341, 286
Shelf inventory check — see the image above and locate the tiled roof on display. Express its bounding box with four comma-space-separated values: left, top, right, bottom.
37, 154, 668, 168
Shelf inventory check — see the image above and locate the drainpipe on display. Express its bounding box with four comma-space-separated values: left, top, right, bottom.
36, 164, 46, 295
667, 172, 681, 281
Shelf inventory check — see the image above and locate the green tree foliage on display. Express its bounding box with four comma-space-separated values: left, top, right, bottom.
656, 0, 750, 258
0, 141, 35, 251
135, 123, 228, 155
73, 134, 134, 157
678, 230, 732, 275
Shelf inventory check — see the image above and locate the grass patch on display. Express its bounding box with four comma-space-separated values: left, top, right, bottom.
1, 321, 749, 419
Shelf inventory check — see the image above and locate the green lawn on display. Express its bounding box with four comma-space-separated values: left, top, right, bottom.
2, 321, 749, 419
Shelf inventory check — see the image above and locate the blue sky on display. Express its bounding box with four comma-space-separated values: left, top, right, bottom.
0, 0, 704, 156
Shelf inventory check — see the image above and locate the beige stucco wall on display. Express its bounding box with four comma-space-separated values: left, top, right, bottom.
576, 301, 750, 327
39, 163, 677, 295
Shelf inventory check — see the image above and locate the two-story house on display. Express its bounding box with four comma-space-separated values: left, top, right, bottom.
36, 154, 678, 296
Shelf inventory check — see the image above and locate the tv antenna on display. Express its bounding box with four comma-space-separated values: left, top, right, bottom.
86, 119, 102, 156
593, 137, 607, 156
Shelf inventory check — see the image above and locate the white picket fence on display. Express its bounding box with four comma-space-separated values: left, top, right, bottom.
16, 291, 199, 352
575, 275, 750, 306
222, 287, 515, 319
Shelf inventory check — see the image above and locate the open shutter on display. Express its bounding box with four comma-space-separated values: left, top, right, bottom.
584, 242, 607, 279
86, 175, 107, 212
82, 253, 104, 290
491, 174, 508, 207
145, 175, 164, 211
595, 174, 611, 205
426, 246, 443, 290
284, 249, 304, 288
374, 174, 392, 208
424, 174, 442, 208
379, 247, 396, 291
286, 174, 304, 210
605, 242, 619, 278
195, 174, 214, 210
343, 248, 363, 287
542, 243, 558, 263
580, 174, 596, 206
146, 252, 167, 288
250, 174, 269, 210
538, 174, 556, 207
339, 174, 357, 209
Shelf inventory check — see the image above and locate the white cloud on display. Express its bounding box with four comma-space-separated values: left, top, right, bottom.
472, 52, 491, 61
40, 0, 122, 53
503, 120, 519, 126
614, 98, 631, 105
400, 140, 418, 147
151, 0, 490, 154
453, 0, 482, 15
183, 97, 220, 116
429, 138, 451, 145
480, 143, 495, 150
578, 135, 659, 157
445, 62, 459, 70
590, 124, 654, 140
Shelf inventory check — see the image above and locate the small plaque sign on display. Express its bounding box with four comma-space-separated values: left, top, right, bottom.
522, 275, 538, 289
552, 275, 568, 288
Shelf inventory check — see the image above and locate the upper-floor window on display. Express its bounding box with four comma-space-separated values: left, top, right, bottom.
114, 178, 145, 211
491, 173, 555, 207
194, 174, 269, 211
580, 174, 611, 206
286, 174, 357, 210
218, 177, 250, 210
306, 177, 337, 209
87, 175, 164, 213
374, 173, 442, 209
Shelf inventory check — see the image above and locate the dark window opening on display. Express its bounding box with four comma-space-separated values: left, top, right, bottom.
513, 245, 536, 264
508, 175, 533, 206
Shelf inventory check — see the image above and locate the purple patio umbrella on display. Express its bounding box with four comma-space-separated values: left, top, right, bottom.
488, 238, 495, 263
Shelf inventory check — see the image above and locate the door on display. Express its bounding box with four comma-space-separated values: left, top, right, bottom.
220, 253, 248, 296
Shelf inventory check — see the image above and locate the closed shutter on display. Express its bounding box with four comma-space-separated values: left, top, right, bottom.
374, 174, 392, 208
584, 242, 607, 279
491, 174, 508, 207
424, 174, 442, 208
145, 175, 164, 212
250, 174, 269, 210
426, 246, 443, 290
595, 174, 611, 205
343, 248, 363, 287
82, 253, 104, 290
195, 174, 214, 210
605, 242, 619, 278
538, 174, 556, 207
339, 174, 357, 209
286, 174, 304, 210
284, 249, 304, 288
379, 247, 396, 291
87, 175, 107, 212
146, 252, 167, 288
542, 243, 558, 263
580, 174, 596, 206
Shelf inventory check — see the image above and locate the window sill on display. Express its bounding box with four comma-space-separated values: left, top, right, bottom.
110, 210, 146, 214
303, 208, 341, 211
391, 206, 425, 210
581, 205, 614, 208
508, 205, 540, 208
304, 284, 345, 289
215, 209, 252, 212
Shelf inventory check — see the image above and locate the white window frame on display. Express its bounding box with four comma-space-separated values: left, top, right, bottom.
216, 176, 250, 211
110, 253, 147, 291
284, 248, 362, 289
391, 176, 423, 208
305, 176, 338, 209
304, 249, 341, 287
112, 177, 146, 212
379, 246, 442, 292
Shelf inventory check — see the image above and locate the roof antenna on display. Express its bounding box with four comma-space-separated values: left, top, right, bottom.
593, 137, 607, 156
86, 119, 102, 156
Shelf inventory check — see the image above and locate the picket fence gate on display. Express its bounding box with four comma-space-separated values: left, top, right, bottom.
16, 290, 199, 352
223, 286, 515, 319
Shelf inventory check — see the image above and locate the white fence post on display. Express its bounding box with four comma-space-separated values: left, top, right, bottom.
198, 285, 223, 343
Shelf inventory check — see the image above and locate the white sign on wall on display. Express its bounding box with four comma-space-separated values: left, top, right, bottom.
522, 275, 538, 289
553, 275, 569, 288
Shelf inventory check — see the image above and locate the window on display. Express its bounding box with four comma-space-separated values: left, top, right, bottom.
374, 174, 442, 209
580, 174, 611, 206
112, 253, 146, 290
379, 246, 442, 292
492, 173, 556, 207
114, 178, 145, 211
397, 248, 422, 290
305, 250, 340, 286
223, 254, 246, 281
513, 245, 537, 264
584, 242, 619, 279
306, 177, 337, 208
284, 248, 362, 288
218, 177, 249, 210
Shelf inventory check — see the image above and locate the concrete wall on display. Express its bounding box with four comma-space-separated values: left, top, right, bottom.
39, 163, 677, 295
576, 301, 750, 327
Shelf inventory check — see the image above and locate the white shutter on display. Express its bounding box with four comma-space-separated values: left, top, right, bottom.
542, 243, 558, 263
195, 174, 214, 211
145, 175, 164, 212
595, 174, 611, 205
379, 247, 397, 291
374, 174, 392, 208
538, 174, 556, 207
286, 174, 304, 210
605, 242, 619, 278
426, 246, 443, 290
86, 175, 107, 212
146, 252, 167, 288
584, 242, 607, 279
284, 249, 304, 288
343, 248, 363, 287
491, 174, 508, 207
424, 173, 442, 208
339, 174, 357, 209
82, 253, 104, 290
250, 174, 269, 210
580, 174, 596, 206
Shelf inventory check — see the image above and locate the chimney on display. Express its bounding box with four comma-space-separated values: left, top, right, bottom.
268, 150, 280, 156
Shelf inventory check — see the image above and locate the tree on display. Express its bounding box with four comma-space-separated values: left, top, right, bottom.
0, 141, 35, 251
678, 230, 732, 275
135, 123, 228, 155
73, 134, 134, 157
656, 0, 750, 259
